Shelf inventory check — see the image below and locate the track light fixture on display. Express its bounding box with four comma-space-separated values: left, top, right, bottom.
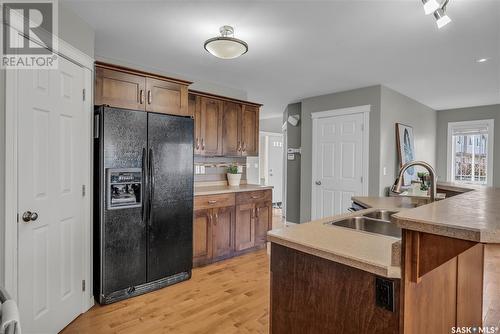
422, 0, 452, 29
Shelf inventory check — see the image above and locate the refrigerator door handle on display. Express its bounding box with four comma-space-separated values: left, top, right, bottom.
141, 147, 147, 224
148, 148, 155, 226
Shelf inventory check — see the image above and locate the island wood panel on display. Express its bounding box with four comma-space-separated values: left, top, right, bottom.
270, 243, 400, 334
402, 230, 484, 333
95, 67, 145, 110
145, 77, 189, 116
222, 101, 241, 156
409, 231, 477, 282
200, 97, 223, 156
457, 243, 484, 326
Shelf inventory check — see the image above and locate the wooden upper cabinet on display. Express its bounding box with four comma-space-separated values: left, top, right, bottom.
190, 95, 202, 154
200, 97, 223, 156
95, 67, 146, 110
145, 77, 189, 116
190, 90, 261, 157
222, 101, 241, 156
94, 62, 191, 117
241, 105, 259, 156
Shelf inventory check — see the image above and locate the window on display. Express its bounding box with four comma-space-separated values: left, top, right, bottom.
447, 120, 494, 186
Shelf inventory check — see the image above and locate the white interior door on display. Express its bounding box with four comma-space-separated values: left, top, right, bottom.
312, 112, 366, 219
17, 57, 86, 333
267, 135, 283, 204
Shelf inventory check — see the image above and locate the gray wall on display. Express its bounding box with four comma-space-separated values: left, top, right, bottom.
59, 5, 95, 57
299, 86, 382, 222
260, 117, 283, 133
436, 104, 500, 186
380, 86, 437, 195
284, 103, 301, 223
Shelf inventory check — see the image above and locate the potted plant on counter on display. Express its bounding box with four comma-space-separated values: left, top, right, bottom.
226, 165, 241, 186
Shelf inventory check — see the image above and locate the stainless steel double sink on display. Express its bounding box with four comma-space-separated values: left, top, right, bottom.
325, 210, 401, 238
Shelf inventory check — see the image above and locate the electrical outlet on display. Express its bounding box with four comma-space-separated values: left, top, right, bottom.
375, 277, 394, 312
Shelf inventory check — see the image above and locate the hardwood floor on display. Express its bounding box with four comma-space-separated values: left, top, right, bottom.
62, 250, 270, 334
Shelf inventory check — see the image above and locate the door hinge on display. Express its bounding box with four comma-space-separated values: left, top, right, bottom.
82, 280, 86, 292
361, 176, 364, 183
82, 185, 86, 197
17, 213, 19, 223
82, 89, 86, 101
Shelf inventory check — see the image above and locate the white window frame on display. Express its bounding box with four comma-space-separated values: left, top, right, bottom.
447, 119, 494, 186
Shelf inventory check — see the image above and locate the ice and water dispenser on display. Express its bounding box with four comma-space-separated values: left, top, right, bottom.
106, 168, 142, 210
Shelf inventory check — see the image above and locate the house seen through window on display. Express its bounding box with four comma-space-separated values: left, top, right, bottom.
448, 120, 494, 186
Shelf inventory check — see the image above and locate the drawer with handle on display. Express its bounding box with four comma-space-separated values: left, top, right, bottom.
236, 189, 272, 205
194, 193, 235, 210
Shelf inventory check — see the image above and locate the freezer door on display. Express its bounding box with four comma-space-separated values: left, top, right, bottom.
100, 107, 148, 295
147, 113, 194, 282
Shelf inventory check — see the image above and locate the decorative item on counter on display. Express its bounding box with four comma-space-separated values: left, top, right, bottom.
396, 123, 416, 186
226, 164, 242, 186
417, 172, 430, 191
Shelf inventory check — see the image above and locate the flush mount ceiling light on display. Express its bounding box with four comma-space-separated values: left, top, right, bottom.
204, 25, 248, 59
422, 0, 440, 15
421, 0, 452, 29
476, 58, 490, 63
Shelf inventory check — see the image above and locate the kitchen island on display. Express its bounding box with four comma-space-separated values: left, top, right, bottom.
267, 184, 500, 334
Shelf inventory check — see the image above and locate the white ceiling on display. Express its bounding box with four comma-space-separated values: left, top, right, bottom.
64, 0, 500, 118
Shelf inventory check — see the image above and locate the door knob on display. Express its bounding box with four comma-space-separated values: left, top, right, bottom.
22, 211, 38, 222
315, 181, 322, 185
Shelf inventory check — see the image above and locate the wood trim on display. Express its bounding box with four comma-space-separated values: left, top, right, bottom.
409, 231, 477, 282
456, 244, 484, 326
95, 61, 192, 85
189, 90, 262, 107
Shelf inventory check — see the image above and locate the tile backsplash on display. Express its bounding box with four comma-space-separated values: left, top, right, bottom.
194, 156, 248, 183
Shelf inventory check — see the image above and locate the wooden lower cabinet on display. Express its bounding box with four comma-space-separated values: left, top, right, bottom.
212, 206, 235, 261
193, 190, 272, 267
193, 209, 212, 266
235, 203, 256, 252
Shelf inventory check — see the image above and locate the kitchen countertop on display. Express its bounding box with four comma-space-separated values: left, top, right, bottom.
392, 185, 500, 243
194, 183, 273, 196
267, 209, 403, 278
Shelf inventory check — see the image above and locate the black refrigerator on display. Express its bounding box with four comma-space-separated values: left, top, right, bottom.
93, 106, 193, 304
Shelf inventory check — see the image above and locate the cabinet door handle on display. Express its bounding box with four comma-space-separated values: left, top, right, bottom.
195, 138, 200, 150
237, 141, 241, 152
256, 207, 260, 217
147, 90, 152, 104
139, 89, 144, 104
208, 200, 217, 205
214, 212, 218, 224
201, 138, 205, 150
242, 142, 246, 152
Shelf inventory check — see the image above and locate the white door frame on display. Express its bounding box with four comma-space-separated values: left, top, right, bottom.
3, 36, 95, 312
260, 131, 283, 186
311, 105, 370, 219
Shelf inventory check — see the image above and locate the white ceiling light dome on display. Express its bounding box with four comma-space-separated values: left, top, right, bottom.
204, 25, 248, 59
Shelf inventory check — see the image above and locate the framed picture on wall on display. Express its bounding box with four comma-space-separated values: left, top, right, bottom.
396, 123, 416, 186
